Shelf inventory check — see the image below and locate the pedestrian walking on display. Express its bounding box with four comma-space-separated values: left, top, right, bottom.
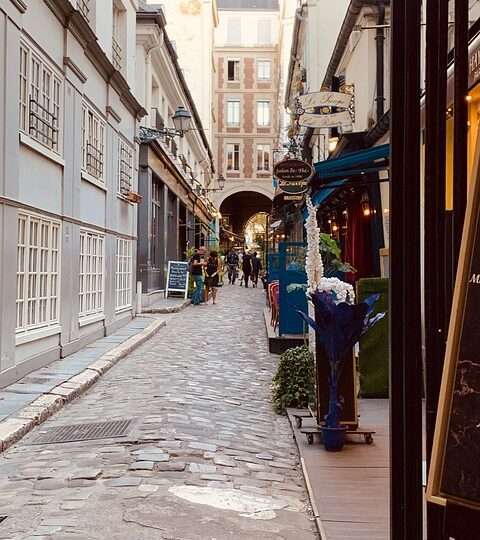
251, 251, 262, 287
226, 249, 239, 284
204, 250, 221, 304
189, 246, 206, 305
242, 250, 253, 288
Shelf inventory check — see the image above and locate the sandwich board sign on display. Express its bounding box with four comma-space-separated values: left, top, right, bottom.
427, 130, 480, 513
166, 261, 189, 299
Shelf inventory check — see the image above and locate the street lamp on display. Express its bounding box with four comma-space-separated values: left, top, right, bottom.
196, 175, 226, 196
139, 105, 193, 142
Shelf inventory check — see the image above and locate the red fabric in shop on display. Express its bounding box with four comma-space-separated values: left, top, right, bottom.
344, 193, 373, 280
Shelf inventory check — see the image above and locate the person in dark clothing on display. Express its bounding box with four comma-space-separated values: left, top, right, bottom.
226, 249, 239, 284
189, 246, 206, 305
242, 251, 253, 288
251, 251, 262, 287
204, 250, 221, 304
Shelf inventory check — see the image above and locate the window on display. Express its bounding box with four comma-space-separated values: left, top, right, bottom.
227, 60, 240, 81
257, 144, 271, 171
77, 0, 90, 21
82, 104, 105, 181
115, 239, 132, 310
226, 143, 240, 171
227, 99, 240, 127
112, 3, 123, 71
256, 101, 271, 126
257, 60, 271, 81
257, 19, 272, 45
118, 138, 134, 195
18, 42, 61, 152
79, 230, 105, 318
16, 213, 61, 333
226, 18, 241, 44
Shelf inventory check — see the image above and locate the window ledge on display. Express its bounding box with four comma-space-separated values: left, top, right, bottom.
79, 313, 105, 327
115, 306, 132, 315
81, 171, 107, 191
19, 133, 64, 167
16, 324, 61, 346
117, 193, 133, 205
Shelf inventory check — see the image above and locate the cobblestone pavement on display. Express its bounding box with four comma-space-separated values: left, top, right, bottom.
0, 285, 317, 540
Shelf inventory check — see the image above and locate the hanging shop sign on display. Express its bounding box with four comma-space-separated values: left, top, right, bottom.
273, 159, 313, 195
298, 110, 353, 130
427, 134, 480, 511
166, 261, 189, 299
296, 91, 353, 110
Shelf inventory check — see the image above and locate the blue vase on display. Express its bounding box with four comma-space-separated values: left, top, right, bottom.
321, 425, 347, 451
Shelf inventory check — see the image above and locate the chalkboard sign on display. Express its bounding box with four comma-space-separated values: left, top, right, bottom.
427, 134, 480, 511
166, 261, 189, 299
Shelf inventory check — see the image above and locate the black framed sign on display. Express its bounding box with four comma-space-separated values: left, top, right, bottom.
166, 261, 189, 299
427, 132, 480, 511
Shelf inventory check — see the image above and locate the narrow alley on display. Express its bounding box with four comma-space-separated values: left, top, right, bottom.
0, 285, 317, 540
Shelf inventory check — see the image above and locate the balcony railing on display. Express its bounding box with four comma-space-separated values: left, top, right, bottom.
86, 142, 104, 179
29, 98, 58, 150
112, 36, 122, 71
77, 0, 90, 21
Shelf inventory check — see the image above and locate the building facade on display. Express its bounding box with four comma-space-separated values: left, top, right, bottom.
148, 0, 219, 148
0, 0, 145, 386
135, 5, 216, 302
212, 0, 281, 244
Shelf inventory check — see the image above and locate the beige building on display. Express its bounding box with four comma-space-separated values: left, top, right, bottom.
212, 0, 281, 242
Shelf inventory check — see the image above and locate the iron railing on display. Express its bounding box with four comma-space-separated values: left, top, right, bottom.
119, 147, 132, 194
86, 142, 103, 179
112, 36, 122, 71
29, 98, 58, 150
77, 0, 90, 21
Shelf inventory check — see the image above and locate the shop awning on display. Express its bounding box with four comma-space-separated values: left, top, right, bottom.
314, 143, 390, 183
304, 144, 390, 218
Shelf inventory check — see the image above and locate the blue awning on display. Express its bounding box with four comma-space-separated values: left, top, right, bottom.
304, 144, 390, 218
314, 144, 389, 179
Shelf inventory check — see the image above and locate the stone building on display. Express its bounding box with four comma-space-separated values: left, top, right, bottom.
0, 0, 145, 386
212, 0, 281, 245
135, 4, 216, 303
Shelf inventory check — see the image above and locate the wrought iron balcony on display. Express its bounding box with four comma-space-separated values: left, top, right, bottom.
29, 98, 58, 150
112, 36, 122, 71
77, 0, 90, 21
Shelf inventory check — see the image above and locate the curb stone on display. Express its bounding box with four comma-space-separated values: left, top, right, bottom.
142, 299, 191, 314
0, 318, 166, 454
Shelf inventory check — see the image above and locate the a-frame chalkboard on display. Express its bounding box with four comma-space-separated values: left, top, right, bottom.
427, 129, 480, 511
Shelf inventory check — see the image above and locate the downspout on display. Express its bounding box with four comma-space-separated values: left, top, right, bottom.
369, 2, 387, 276
375, 3, 386, 120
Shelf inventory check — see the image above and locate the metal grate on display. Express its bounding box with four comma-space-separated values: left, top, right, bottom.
31, 419, 132, 445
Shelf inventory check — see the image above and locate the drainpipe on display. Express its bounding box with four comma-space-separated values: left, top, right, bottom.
375, 3, 386, 120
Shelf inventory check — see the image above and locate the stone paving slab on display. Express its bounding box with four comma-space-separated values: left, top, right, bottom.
0, 285, 316, 539
0, 316, 165, 453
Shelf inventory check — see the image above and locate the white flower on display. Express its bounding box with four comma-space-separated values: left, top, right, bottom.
304, 196, 354, 305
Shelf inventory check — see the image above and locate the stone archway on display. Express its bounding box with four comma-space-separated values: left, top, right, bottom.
219, 190, 272, 248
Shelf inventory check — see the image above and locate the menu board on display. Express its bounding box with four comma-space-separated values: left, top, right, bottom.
427, 135, 480, 511
166, 261, 189, 299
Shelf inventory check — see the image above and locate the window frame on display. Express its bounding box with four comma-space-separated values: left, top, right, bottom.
16, 211, 61, 336
226, 17, 242, 45
256, 100, 271, 127
257, 59, 272, 81
115, 238, 133, 311
79, 229, 105, 320
19, 40, 62, 154
81, 102, 106, 183
256, 143, 271, 171
227, 59, 240, 82
118, 137, 134, 196
226, 98, 241, 127
226, 142, 240, 172
257, 18, 272, 45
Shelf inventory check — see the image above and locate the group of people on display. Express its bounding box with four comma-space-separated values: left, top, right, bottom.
226, 249, 263, 288
189, 246, 263, 306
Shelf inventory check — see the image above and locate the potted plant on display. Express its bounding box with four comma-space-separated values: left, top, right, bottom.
298, 291, 384, 450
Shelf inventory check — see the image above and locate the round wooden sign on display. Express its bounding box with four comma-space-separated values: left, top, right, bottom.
273, 159, 313, 194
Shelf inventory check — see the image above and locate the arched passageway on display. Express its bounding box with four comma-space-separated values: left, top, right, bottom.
219, 191, 272, 250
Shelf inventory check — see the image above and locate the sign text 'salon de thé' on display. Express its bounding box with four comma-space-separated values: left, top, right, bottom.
427, 127, 480, 511
273, 158, 313, 195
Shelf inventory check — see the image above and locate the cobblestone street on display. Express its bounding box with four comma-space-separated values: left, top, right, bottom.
0, 285, 317, 540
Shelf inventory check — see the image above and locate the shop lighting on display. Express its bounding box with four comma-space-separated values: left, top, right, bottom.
328, 136, 339, 153
361, 192, 371, 217
466, 95, 473, 102
332, 224, 339, 232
